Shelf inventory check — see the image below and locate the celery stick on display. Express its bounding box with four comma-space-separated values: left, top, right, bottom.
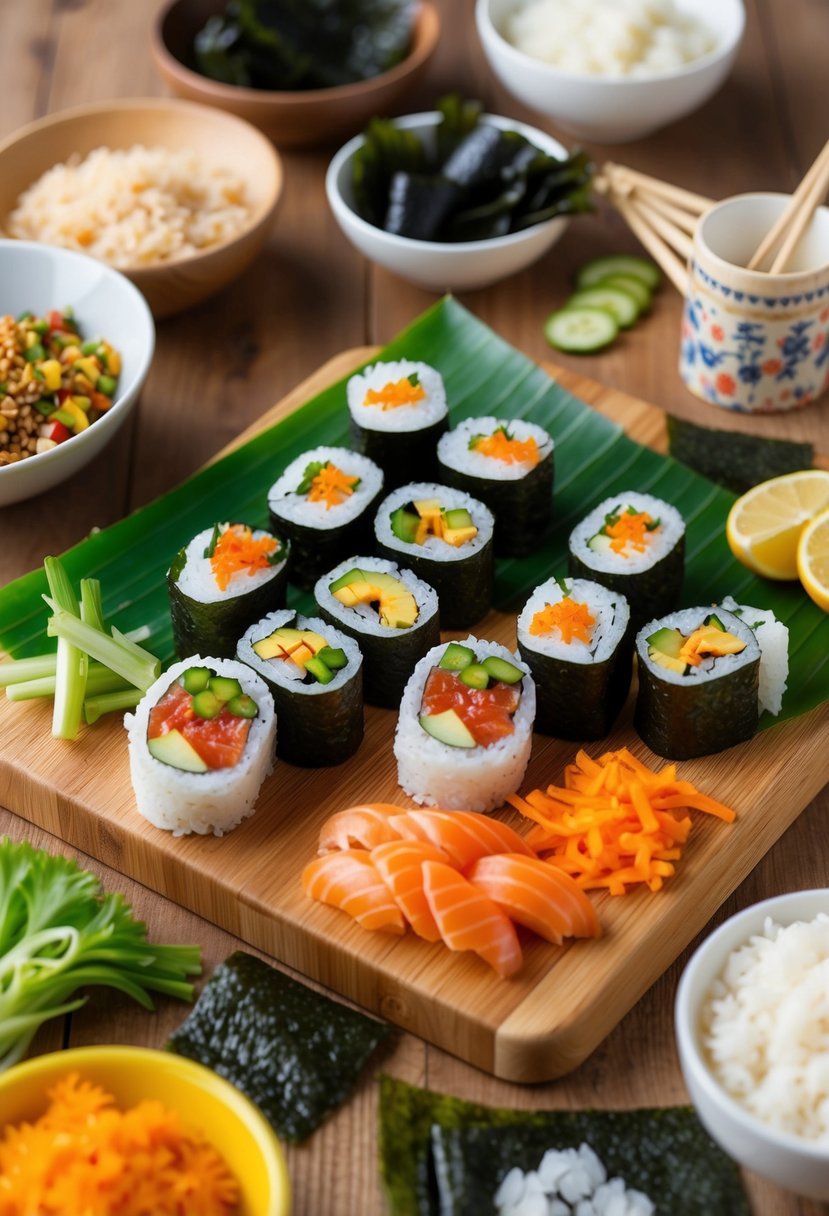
83, 687, 142, 725
80, 578, 105, 631
7, 667, 130, 702
43, 557, 86, 740
44, 603, 160, 691
0, 654, 58, 687
123, 625, 151, 644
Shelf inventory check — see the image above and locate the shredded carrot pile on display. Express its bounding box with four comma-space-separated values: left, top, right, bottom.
306, 461, 360, 510
529, 597, 595, 644
210, 524, 278, 591
507, 747, 735, 895
605, 510, 656, 555
363, 376, 426, 410
472, 430, 539, 466
0, 1074, 239, 1216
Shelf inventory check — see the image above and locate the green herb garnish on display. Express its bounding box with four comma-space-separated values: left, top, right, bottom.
203, 523, 221, 559
295, 460, 326, 495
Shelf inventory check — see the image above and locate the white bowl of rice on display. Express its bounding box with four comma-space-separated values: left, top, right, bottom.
476, 0, 745, 143
675, 889, 829, 1199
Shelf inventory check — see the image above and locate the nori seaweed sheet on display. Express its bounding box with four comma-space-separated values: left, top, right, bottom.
317, 601, 441, 709
168, 952, 393, 1144
350, 415, 448, 489
667, 414, 814, 495
378, 1076, 749, 1216
437, 450, 554, 557
262, 658, 364, 766
568, 535, 684, 631
268, 487, 383, 591
376, 535, 494, 630
518, 629, 633, 739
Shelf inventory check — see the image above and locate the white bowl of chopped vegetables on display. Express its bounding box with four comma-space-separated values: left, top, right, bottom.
0, 240, 154, 507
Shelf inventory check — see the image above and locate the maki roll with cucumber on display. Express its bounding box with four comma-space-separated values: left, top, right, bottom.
375, 482, 494, 628
314, 556, 440, 708
568, 492, 685, 627
267, 446, 384, 590
635, 608, 761, 760
168, 522, 289, 660
125, 657, 276, 836
237, 610, 363, 767
517, 577, 632, 740
346, 360, 448, 487
394, 638, 536, 813
436, 417, 554, 556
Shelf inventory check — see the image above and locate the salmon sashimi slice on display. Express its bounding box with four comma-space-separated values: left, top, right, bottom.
318, 804, 406, 853
390, 810, 534, 870
302, 849, 405, 935
371, 840, 449, 942
421, 668, 521, 746
466, 853, 601, 945
148, 680, 251, 769
421, 860, 523, 978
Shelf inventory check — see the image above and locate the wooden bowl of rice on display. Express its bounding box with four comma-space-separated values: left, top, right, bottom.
0, 98, 283, 318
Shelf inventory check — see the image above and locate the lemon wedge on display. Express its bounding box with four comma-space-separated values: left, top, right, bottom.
725, 470, 829, 580
797, 506, 829, 611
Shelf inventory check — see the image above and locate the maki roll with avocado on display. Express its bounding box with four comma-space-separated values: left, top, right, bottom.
517, 577, 632, 740
346, 360, 448, 487
125, 657, 276, 836
314, 556, 440, 708
436, 416, 554, 556
635, 607, 761, 759
168, 522, 289, 660
568, 492, 685, 627
375, 482, 494, 628
237, 610, 363, 767
394, 638, 536, 813
267, 446, 384, 590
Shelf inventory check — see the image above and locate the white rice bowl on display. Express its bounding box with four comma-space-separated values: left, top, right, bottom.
237, 609, 362, 692
719, 595, 789, 716
267, 446, 384, 530
437, 416, 553, 481
314, 555, 439, 638
517, 576, 630, 664
375, 482, 494, 563
569, 491, 684, 574
174, 523, 286, 604
346, 360, 447, 433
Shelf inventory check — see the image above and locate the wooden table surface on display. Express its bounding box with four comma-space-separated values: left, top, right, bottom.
1, 1, 828, 1212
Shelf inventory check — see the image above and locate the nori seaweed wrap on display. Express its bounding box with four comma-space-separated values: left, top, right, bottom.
635, 606, 761, 760
346, 360, 448, 488
237, 609, 363, 767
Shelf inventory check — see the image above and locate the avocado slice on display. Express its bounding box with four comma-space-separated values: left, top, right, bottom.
329, 566, 366, 594
442, 524, 478, 547
419, 708, 476, 748
148, 729, 208, 773
646, 626, 684, 658
253, 627, 304, 660
331, 569, 418, 629
648, 648, 688, 675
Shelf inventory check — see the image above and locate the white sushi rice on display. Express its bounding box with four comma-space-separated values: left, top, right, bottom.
346, 360, 447, 433
701, 913, 829, 1143
569, 492, 684, 575
719, 596, 789, 716
267, 446, 384, 530
437, 416, 553, 481
314, 555, 439, 638
173, 523, 286, 605
125, 656, 276, 837
517, 577, 630, 664
237, 609, 362, 692
635, 606, 760, 684
394, 636, 535, 813
375, 482, 494, 562
494, 1143, 654, 1216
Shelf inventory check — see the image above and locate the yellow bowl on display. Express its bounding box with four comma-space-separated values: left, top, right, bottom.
0, 1045, 291, 1216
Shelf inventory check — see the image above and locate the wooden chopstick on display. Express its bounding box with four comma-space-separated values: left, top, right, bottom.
610, 193, 689, 294
625, 196, 696, 259
768, 151, 829, 273
746, 137, 829, 272
628, 190, 701, 236
603, 162, 714, 217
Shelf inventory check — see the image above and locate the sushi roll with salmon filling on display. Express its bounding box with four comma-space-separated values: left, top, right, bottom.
635, 606, 761, 759
517, 577, 632, 740
126, 657, 276, 836
375, 482, 494, 629
394, 637, 536, 813
437, 416, 554, 556
168, 522, 289, 660
237, 609, 363, 767
267, 446, 384, 591
346, 360, 448, 487
568, 492, 685, 627
314, 556, 440, 708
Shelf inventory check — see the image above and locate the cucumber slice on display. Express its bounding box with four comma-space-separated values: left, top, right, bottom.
209, 675, 243, 703
481, 655, 523, 685
544, 306, 618, 354
317, 646, 347, 670
305, 656, 334, 685
227, 693, 258, 718
439, 642, 475, 672
191, 689, 224, 719
595, 273, 652, 315
182, 666, 211, 695
576, 254, 662, 291
459, 663, 490, 690
567, 286, 639, 329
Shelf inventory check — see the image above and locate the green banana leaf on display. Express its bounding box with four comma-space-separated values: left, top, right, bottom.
1, 296, 826, 728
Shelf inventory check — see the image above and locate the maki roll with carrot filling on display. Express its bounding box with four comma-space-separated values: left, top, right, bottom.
568, 492, 685, 627
237, 609, 363, 766
517, 576, 632, 739
394, 638, 535, 812
314, 556, 440, 708
268, 445, 384, 590
346, 360, 448, 487
168, 522, 288, 659
375, 482, 494, 628
437, 416, 554, 556
126, 657, 276, 836
635, 607, 760, 759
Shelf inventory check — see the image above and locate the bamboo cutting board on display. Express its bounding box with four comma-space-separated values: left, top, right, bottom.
1, 349, 827, 1083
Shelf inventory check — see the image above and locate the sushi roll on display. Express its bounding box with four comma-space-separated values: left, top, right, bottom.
314, 556, 440, 708
568, 492, 685, 627
719, 595, 789, 716
436, 416, 554, 556
237, 610, 363, 766
374, 482, 494, 629
635, 607, 761, 759
345, 360, 448, 487
168, 522, 289, 660
267, 446, 384, 590
126, 657, 276, 836
517, 577, 632, 740
394, 637, 536, 813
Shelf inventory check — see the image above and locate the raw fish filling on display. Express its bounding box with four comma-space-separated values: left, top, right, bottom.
420, 668, 520, 746
148, 680, 253, 770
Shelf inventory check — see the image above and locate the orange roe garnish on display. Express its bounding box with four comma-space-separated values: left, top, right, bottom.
529, 597, 595, 644
0, 1073, 239, 1216
605, 510, 657, 556
473, 429, 539, 466
306, 462, 360, 510
363, 376, 426, 410
210, 524, 278, 592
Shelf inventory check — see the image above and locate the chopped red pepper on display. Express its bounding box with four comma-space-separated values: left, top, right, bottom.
47, 310, 71, 333
90, 390, 112, 413
48, 420, 71, 444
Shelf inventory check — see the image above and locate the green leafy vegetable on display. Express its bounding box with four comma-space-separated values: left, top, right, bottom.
0, 838, 201, 1071
667, 414, 815, 495
44, 556, 86, 741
